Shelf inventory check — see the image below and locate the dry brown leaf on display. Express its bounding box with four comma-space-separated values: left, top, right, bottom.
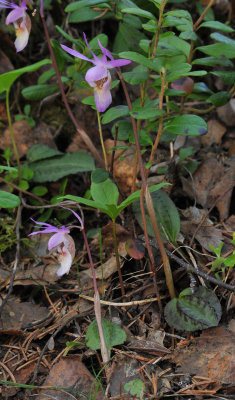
105, 139, 137, 196
217, 99, 235, 127
39, 355, 103, 400
171, 326, 235, 384
2, 362, 37, 397
0, 297, 49, 332
181, 157, 235, 220
201, 119, 226, 146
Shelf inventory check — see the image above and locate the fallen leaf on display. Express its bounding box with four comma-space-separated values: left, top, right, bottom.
217, 99, 235, 127
201, 119, 226, 146
105, 139, 137, 196
171, 325, 235, 384
38, 355, 103, 400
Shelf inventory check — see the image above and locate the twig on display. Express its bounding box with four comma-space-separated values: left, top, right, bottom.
79, 294, 163, 306
139, 235, 235, 292
0, 206, 22, 315
0, 177, 45, 204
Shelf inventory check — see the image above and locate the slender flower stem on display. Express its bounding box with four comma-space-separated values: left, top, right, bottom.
112, 218, 125, 297
97, 110, 108, 170
40, 14, 104, 167
81, 229, 109, 364
6, 90, 21, 182
117, 68, 175, 299
147, 68, 166, 171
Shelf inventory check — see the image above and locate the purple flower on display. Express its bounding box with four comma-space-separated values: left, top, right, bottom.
0, 0, 31, 52
61, 33, 131, 112
29, 208, 83, 277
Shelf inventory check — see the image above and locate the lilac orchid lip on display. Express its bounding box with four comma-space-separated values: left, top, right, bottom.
61, 32, 131, 112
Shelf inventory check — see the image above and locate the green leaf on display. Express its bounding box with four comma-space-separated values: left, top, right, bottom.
118, 51, 160, 71
193, 56, 233, 67
198, 43, 235, 59
210, 32, 235, 45
0, 166, 17, 173
122, 70, 149, 85
21, 167, 34, 180
60, 194, 111, 216
131, 107, 164, 120
29, 152, 95, 182
102, 106, 129, 124
124, 379, 145, 398
207, 91, 231, 107
199, 21, 234, 33
91, 168, 109, 183
27, 145, 62, 163
91, 178, 119, 206
31, 186, 48, 196
165, 115, 207, 136
0, 191, 20, 208
122, 7, 155, 19
65, 0, 109, 12
22, 84, 58, 101
111, 120, 132, 141
0, 59, 51, 94
86, 318, 126, 356
68, 7, 110, 23
132, 189, 180, 241
211, 71, 235, 85
164, 286, 222, 331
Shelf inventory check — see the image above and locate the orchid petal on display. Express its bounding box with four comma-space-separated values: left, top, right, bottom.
85, 65, 108, 86
57, 251, 72, 276
0, 1, 18, 9
60, 44, 95, 64
83, 32, 99, 62
61, 207, 84, 229
48, 231, 70, 251
107, 59, 132, 68
6, 7, 25, 24
98, 39, 114, 61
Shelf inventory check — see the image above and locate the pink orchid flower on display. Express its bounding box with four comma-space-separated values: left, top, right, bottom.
29, 208, 83, 277
61, 33, 131, 112
0, 0, 31, 52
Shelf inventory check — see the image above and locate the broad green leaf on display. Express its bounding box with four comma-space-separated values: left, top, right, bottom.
0, 191, 20, 208
192, 56, 233, 67
55, 25, 82, 47
122, 71, 149, 85
68, 7, 111, 23
0, 59, 51, 94
86, 318, 126, 356
132, 189, 180, 241
22, 84, 58, 101
207, 91, 231, 107
118, 51, 160, 71
0, 166, 17, 172
113, 22, 146, 53
164, 10, 192, 20
91, 168, 109, 183
164, 286, 222, 331
91, 178, 119, 206
199, 21, 234, 33
165, 115, 207, 136
111, 120, 132, 141
130, 107, 164, 119
65, 0, 109, 12
29, 152, 94, 182
38, 69, 56, 84
210, 32, 235, 45
211, 71, 235, 85
60, 194, 110, 215
31, 186, 48, 196
102, 106, 129, 124
198, 43, 235, 59
27, 145, 62, 163
121, 7, 155, 19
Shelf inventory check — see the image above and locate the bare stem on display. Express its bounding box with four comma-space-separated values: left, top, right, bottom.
81, 229, 109, 364
97, 110, 108, 170
112, 218, 125, 297
151, 0, 166, 60
40, 14, 104, 167
193, 0, 215, 31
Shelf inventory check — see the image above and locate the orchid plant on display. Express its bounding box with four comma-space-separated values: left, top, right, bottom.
29, 208, 83, 276
0, 0, 31, 52
61, 33, 131, 113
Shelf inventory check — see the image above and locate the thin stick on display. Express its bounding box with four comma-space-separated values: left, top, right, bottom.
80, 294, 163, 306
5, 90, 21, 181
0, 177, 45, 204
112, 218, 125, 297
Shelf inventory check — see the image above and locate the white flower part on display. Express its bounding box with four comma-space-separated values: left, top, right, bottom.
13, 11, 31, 52
56, 233, 75, 277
